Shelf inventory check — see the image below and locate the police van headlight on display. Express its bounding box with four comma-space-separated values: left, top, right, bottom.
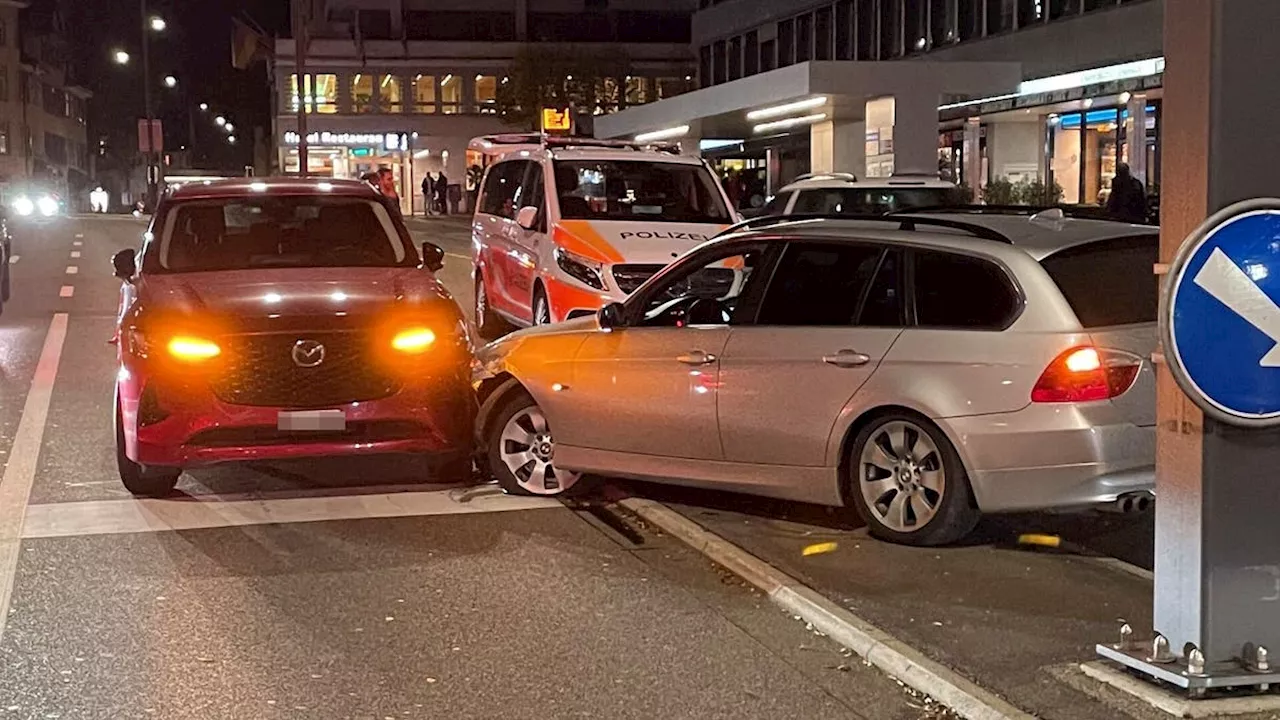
12, 196, 33, 216
554, 247, 606, 291
36, 196, 58, 217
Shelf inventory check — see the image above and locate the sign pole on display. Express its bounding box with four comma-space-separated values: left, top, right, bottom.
293, 0, 309, 177
1097, 0, 1280, 695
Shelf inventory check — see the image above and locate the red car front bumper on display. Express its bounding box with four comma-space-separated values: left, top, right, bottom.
117, 365, 475, 469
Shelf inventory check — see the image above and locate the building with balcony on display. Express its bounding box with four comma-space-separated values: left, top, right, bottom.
597, 0, 1164, 209
275, 0, 698, 215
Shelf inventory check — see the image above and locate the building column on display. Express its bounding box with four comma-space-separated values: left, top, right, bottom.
962, 117, 982, 200
810, 120, 866, 178
515, 0, 528, 40
1126, 91, 1149, 186
892, 90, 942, 177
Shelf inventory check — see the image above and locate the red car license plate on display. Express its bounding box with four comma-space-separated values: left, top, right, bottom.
277, 410, 346, 432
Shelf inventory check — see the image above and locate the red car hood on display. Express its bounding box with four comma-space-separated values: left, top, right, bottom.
136, 267, 460, 333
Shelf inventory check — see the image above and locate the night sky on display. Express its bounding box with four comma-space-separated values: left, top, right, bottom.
66, 0, 288, 173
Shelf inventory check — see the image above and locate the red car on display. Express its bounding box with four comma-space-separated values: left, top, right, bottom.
111, 177, 474, 496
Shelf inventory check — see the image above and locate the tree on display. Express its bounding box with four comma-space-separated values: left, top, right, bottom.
494, 45, 633, 130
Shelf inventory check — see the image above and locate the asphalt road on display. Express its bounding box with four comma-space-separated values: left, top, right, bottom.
0, 215, 948, 719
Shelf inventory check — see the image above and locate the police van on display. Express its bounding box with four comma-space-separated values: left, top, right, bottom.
469, 133, 739, 338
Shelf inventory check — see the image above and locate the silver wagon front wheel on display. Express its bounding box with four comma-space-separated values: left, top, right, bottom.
490, 396, 581, 496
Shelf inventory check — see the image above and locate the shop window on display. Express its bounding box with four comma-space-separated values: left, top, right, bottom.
624, 76, 647, 105
930, 0, 958, 45
1017, 0, 1044, 27
351, 74, 375, 113
1049, 0, 1081, 19
744, 31, 760, 76
815, 7, 832, 60
879, 0, 902, 59
728, 37, 742, 81
378, 74, 403, 112
986, 0, 1014, 33
796, 13, 812, 63
905, 0, 927, 52
959, 0, 982, 40
414, 74, 436, 113
778, 18, 795, 67
593, 78, 619, 115
760, 38, 777, 72
856, 1, 876, 59
440, 74, 462, 114
835, 1, 853, 60
1049, 108, 1120, 206
713, 40, 727, 85
475, 75, 498, 113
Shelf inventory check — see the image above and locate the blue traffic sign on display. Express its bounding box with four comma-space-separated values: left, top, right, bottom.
1164, 200, 1280, 426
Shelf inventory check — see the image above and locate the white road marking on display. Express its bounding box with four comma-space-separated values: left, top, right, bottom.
69, 250, 81, 259
1194, 247, 1280, 366
7, 255, 16, 265
446, 252, 469, 261
58, 286, 74, 298
22, 487, 560, 539
74, 234, 84, 239
65, 266, 78, 275
72, 240, 82, 247
0, 314, 69, 640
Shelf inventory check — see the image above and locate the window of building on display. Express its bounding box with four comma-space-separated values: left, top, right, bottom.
413, 74, 436, 113
856, 0, 876, 59
879, 0, 902, 58
959, 0, 982, 40
356, 10, 393, 39
593, 78, 620, 115
905, 1, 927, 52
1017, 0, 1044, 26
835, 1, 853, 60
440, 74, 462, 114
796, 13, 812, 63
405, 11, 515, 41
913, 251, 1019, 329
778, 18, 795, 66
760, 38, 777, 72
528, 12, 611, 42
351, 73, 375, 112
0, 20, 7, 48
728, 36, 742, 81
986, 0, 1015, 33
815, 7, 833, 60
699, 45, 712, 87
289, 74, 338, 113
377, 74, 403, 112
615, 12, 692, 43
44, 132, 67, 165
930, 0, 958, 46
1084, 0, 1115, 10
0, 69, 7, 103
744, 31, 759, 76
713, 40, 727, 85
475, 75, 498, 113
1050, 107, 1121, 206
624, 76, 647, 105
0, 123, 9, 155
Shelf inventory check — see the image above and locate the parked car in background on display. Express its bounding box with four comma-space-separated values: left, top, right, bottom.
470, 134, 738, 339
473, 209, 1159, 546
757, 173, 962, 217
111, 177, 473, 496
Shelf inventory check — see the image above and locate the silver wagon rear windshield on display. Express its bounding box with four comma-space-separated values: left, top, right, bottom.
1040, 234, 1159, 328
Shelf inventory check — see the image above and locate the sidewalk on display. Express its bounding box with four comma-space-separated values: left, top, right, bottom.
616, 485, 1275, 720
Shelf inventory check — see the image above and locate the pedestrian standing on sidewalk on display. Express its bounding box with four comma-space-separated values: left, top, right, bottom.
422, 173, 435, 216
434, 172, 449, 216
1106, 162, 1148, 224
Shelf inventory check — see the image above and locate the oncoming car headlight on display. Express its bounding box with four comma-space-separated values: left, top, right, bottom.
554, 247, 606, 291
12, 196, 33, 216
36, 196, 57, 217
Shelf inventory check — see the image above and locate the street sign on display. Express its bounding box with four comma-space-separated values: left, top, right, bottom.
137, 119, 163, 154
541, 108, 571, 133
1162, 198, 1280, 427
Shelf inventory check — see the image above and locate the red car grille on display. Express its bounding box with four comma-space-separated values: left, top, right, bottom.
211, 332, 401, 408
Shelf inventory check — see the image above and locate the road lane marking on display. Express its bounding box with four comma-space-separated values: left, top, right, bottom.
58, 286, 73, 298
21, 487, 561, 539
69, 250, 81, 259
0, 314, 69, 641
74, 234, 84, 239
7, 255, 16, 264
65, 266, 77, 275
446, 252, 469, 261
72, 240, 82, 247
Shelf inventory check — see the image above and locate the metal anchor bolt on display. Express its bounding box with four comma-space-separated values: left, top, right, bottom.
1146, 634, 1176, 664
1115, 623, 1134, 651
1186, 646, 1207, 677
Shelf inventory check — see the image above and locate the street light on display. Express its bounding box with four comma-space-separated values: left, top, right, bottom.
114, 50, 131, 65
224, 123, 234, 133
198, 102, 208, 111
227, 135, 237, 145
163, 75, 177, 88
214, 115, 226, 126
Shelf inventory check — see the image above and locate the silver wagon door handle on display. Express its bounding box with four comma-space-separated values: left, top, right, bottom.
822, 350, 872, 368
676, 350, 718, 366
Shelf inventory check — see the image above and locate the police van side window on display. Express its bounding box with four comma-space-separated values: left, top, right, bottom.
479, 161, 527, 219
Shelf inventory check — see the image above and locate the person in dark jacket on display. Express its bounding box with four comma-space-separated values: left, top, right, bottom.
434, 172, 449, 216
422, 173, 434, 215
1106, 162, 1148, 224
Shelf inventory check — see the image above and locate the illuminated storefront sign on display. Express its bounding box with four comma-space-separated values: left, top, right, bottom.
283, 131, 409, 151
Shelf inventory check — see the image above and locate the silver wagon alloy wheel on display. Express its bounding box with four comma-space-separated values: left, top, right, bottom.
498, 404, 580, 495
858, 420, 945, 533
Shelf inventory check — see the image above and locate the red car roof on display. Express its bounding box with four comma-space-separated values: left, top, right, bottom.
166, 177, 379, 201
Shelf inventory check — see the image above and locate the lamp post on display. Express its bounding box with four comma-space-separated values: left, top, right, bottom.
140, 0, 159, 210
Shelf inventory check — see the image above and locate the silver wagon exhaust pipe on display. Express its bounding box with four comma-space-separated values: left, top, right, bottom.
1103, 491, 1155, 514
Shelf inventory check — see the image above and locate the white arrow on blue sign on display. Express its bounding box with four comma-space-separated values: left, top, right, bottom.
1164, 199, 1280, 426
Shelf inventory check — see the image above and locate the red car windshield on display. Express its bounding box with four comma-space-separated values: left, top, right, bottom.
150, 196, 416, 273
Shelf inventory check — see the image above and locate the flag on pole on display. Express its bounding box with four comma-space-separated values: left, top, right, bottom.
231, 16, 270, 70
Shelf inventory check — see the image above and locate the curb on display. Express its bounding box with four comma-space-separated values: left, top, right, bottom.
616, 495, 1037, 720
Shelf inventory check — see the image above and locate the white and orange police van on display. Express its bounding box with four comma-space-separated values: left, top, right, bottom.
468, 134, 739, 338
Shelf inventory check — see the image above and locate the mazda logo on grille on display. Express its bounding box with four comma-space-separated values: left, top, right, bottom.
291, 339, 326, 368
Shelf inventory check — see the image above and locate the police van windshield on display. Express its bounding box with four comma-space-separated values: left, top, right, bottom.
553, 160, 731, 224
